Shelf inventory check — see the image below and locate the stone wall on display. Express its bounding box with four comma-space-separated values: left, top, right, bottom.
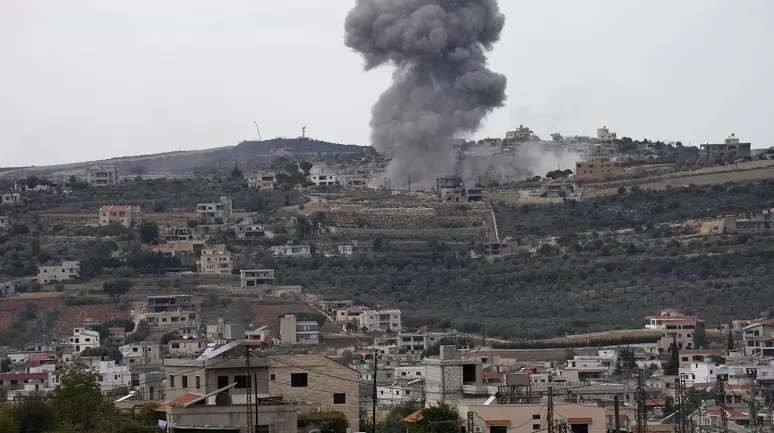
331, 227, 485, 241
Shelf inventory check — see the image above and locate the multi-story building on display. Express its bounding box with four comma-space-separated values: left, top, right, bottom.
722, 209, 774, 233
0, 215, 9, 233
245, 326, 271, 346
0, 371, 56, 400
206, 320, 246, 344
144, 295, 199, 333
279, 315, 320, 345
98, 205, 141, 227
196, 196, 233, 223
240, 269, 275, 288
64, 328, 101, 353
645, 309, 705, 353
575, 157, 625, 181
87, 166, 119, 187
37, 260, 80, 284
1, 193, 21, 205
197, 248, 233, 275
424, 345, 486, 404
169, 339, 207, 356
742, 320, 774, 357
270, 242, 312, 258
247, 172, 277, 190
95, 360, 132, 393
505, 125, 533, 142
235, 223, 265, 240
309, 173, 339, 187
120, 342, 162, 366
107, 327, 127, 346
393, 332, 445, 352
597, 126, 617, 141
701, 134, 752, 161
457, 402, 608, 433
359, 309, 401, 332
334, 307, 366, 325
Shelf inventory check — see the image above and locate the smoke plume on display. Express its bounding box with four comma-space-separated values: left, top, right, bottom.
345, 0, 508, 188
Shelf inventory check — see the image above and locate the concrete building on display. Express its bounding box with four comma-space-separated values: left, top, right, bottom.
337, 241, 372, 259
1, 193, 21, 205
360, 309, 401, 332
108, 327, 127, 346
543, 180, 576, 198
279, 315, 320, 345
247, 172, 277, 190
424, 345, 486, 404
644, 309, 704, 353
0, 282, 16, 298
270, 242, 312, 258
0, 215, 9, 233
206, 320, 246, 344
120, 342, 162, 366
340, 170, 371, 188
575, 158, 625, 181
240, 269, 275, 288
87, 166, 119, 187
245, 326, 271, 346
742, 320, 774, 357
440, 186, 485, 202
145, 295, 199, 333
169, 339, 207, 356
196, 196, 233, 223
722, 209, 774, 233
95, 360, 132, 393
505, 125, 533, 142
197, 248, 233, 275
235, 223, 265, 240
457, 402, 608, 433
65, 327, 101, 352
309, 173, 339, 187
334, 307, 366, 325
37, 260, 80, 284
98, 205, 141, 227
701, 134, 752, 161
163, 343, 359, 430
162, 224, 199, 242
597, 126, 617, 141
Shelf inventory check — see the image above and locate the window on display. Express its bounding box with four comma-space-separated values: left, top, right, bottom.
235, 375, 248, 389
533, 414, 541, 420
182, 376, 188, 388
195, 376, 201, 389
533, 425, 541, 430
256, 426, 271, 433
271, 374, 276, 381
169, 375, 175, 388
218, 376, 229, 389
291, 373, 308, 387
334, 393, 346, 404
491, 427, 508, 433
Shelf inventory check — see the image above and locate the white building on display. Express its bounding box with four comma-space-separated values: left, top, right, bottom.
247, 172, 277, 190
240, 269, 276, 288
38, 261, 80, 284
1, 193, 21, 205
120, 342, 162, 366
270, 242, 312, 258
197, 248, 233, 275
597, 126, 617, 141
338, 241, 372, 258
65, 328, 101, 352
309, 173, 339, 187
360, 309, 401, 332
95, 360, 132, 393
505, 125, 533, 141
98, 205, 141, 227
87, 166, 119, 187
279, 314, 320, 345
0, 215, 9, 233
742, 320, 774, 357
645, 309, 705, 354
196, 196, 233, 223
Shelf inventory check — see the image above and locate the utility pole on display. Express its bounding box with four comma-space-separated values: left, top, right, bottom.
674, 377, 683, 433
750, 373, 758, 433
408, 175, 411, 192
245, 344, 253, 433
372, 347, 377, 433
636, 370, 647, 433
716, 378, 728, 433
614, 395, 621, 433
467, 411, 474, 433
254, 372, 259, 432
547, 387, 554, 433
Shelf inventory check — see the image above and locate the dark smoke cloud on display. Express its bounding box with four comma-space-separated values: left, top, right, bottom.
345, 0, 508, 188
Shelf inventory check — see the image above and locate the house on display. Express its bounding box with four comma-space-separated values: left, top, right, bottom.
722, 209, 774, 233
247, 172, 277, 190
424, 345, 486, 404
65, 327, 101, 352
197, 248, 233, 275
206, 320, 246, 344
309, 173, 339, 187
644, 309, 704, 353
120, 342, 162, 366
240, 269, 275, 288
700, 134, 752, 161
575, 157, 625, 181
152, 245, 176, 258
87, 166, 119, 187
597, 126, 617, 141
0, 283, 16, 298
162, 224, 199, 242
108, 328, 127, 346
543, 180, 576, 198
279, 315, 319, 345
196, 196, 233, 223
235, 223, 265, 240
483, 237, 517, 256
505, 125, 533, 142
95, 360, 132, 393
37, 260, 80, 284
457, 402, 608, 433
337, 241, 372, 259
144, 295, 199, 333
334, 307, 366, 325
1, 193, 21, 205
340, 170, 371, 188
98, 205, 141, 227
270, 242, 312, 258
169, 339, 207, 356
391, 331, 445, 352
0, 372, 56, 400
245, 326, 271, 347
359, 309, 401, 332
742, 320, 774, 357
162, 343, 360, 430
0, 215, 9, 233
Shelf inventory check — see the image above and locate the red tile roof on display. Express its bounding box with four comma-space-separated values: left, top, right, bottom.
646, 399, 666, 407
483, 371, 501, 380
99, 205, 132, 212
402, 410, 423, 423
164, 392, 202, 408
707, 408, 747, 420
645, 315, 702, 322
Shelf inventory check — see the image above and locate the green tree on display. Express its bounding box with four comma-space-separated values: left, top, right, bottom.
413, 403, 459, 433
103, 318, 136, 333
299, 161, 313, 176
664, 336, 680, 375
13, 392, 56, 433
52, 361, 113, 430
693, 325, 707, 349
137, 222, 159, 244
103, 278, 133, 299
230, 164, 243, 179
0, 357, 10, 373
81, 347, 123, 363
0, 406, 18, 433
297, 410, 349, 433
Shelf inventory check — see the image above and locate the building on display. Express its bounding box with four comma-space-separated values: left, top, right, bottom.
597, 126, 617, 141
644, 309, 705, 353
722, 209, 774, 233
145, 295, 199, 333
701, 134, 752, 161
108, 327, 127, 346
0, 215, 9, 233
337, 241, 373, 259
37, 260, 80, 284
1, 193, 21, 205
196, 196, 233, 223
359, 309, 401, 332
240, 269, 275, 288
440, 186, 485, 202
0, 283, 16, 298
98, 205, 141, 227
235, 223, 265, 240
169, 339, 207, 356
270, 242, 312, 258
483, 238, 517, 256
162, 224, 199, 242
424, 345, 486, 404
742, 321, 774, 357
65, 327, 101, 353
340, 170, 371, 188
206, 320, 246, 344
87, 166, 119, 187
247, 172, 277, 190
334, 307, 366, 325
197, 248, 233, 275
457, 402, 608, 433
279, 315, 320, 345
95, 360, 132, 393
376, 331, 446, 352
309, 173, 339, 187
575, 158, 625, 181
120, 342, 162, 366
543, 180, 576, 198
505, 125, 533, 142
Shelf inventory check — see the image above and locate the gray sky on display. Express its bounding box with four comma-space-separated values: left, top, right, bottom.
1, 0, 772, 167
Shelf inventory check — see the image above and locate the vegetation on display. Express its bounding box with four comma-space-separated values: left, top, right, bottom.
298, 410, 350, 433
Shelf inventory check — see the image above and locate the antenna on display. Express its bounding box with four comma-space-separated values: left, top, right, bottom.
302, 126, 307, 139
253, 122, 262, 141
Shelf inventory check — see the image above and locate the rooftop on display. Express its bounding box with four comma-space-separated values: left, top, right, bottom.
99, 205, 133, 212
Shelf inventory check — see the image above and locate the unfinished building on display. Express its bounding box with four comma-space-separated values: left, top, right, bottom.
436, 176, 484, 202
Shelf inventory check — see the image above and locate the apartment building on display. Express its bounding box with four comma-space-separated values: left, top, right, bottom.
701, 134, 752, 161
95, 360, 132, 393
1, 193, 21, 205
575, 158, 625, 181
196, 196, 233, 223
0, 215, 9, 233
197, 248, 233, 275
107, 327, 127, 346
120, 342, 162, 366
742, 321, 774, 357
424, 345, 486, 404
235, 223, 265, 240
240, 269, 275, 288
98, 205, 141, 227
279, 315, 320, 345
359, 309, 401, 332
87, 166, 119, 187
205, 319, 245, 344
457, 402, 607, 433
37, 260, 80, 284
334, 307, 366, 324
597, 126, 617, 141
723, 209, 774, 233
505, 125, 533, 141
309, 173, 339, 187
247, 172, 277, 190
169, 339, 207, 356
144, 295, 199, 333
270, 242, 312, 258
65, 328, 101, 352
246, 326, 271, 346
644, 309, 704, 353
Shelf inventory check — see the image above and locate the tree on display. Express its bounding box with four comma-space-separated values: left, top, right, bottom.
297, 410, 349, 433
0, 357, 10, 373
137, 222, 159, 244
551, 133, 563, 142
0, 406, 18, 433
103, 318, 136, 333
230, 164, 243, 179
299, 160, 313, 176
103, 279, 133, 299
13, 392, 56, 433
728, 331, 735, 352
693, 325, 707, 349
413, 403, 459, 433
664, 336, 680, 375
53, 361, 112, 430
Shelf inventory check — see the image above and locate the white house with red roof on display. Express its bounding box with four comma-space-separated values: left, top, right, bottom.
99, 204, 141, 227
